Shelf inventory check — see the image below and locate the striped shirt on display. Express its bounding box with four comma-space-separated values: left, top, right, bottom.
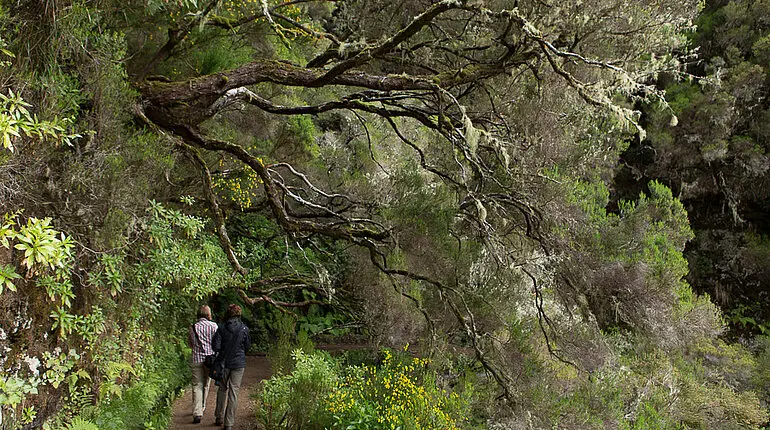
189, 318, 218, 364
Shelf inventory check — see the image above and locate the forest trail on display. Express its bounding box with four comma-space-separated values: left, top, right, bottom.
168, 345, 369, 430
169, 355, 271, 430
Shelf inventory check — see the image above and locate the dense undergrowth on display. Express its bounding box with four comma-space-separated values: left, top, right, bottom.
61, 338, 189, 430
258, 331, 770, 429
259, 347, 473, 430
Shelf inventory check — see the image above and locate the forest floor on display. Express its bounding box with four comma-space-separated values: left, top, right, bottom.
169, 354, 271, 430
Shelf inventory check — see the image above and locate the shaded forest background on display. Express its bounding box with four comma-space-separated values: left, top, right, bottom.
0, 0, 769, 428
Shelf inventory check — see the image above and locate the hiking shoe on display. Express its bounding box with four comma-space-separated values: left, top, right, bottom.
192, 416, 201, 424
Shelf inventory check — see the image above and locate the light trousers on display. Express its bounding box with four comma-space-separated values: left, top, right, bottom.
190, 362, 211, 418
215, 367, 244, 427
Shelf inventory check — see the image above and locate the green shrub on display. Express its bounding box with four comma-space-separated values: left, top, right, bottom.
326, 348, 469, 430
68, 338, 188, 430
258, 349, 339, 429
267, 313, 315, 375
258, 348, 471, 430
519, 342, 769, 430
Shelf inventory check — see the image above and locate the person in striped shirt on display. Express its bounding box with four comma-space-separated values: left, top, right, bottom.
189, 305, 218, 424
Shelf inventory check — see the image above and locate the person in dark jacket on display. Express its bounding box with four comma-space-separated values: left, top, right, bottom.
212, 304, 251, 430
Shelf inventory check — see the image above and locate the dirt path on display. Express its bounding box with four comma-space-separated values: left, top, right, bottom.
169, 355, 271, 430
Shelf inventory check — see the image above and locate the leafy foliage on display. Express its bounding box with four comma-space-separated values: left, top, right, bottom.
259, 349, 339, 429
258, 348, 470, 430
136, 201, 232, 300
0, 263, 20, 295
0, 90, 80, 153
13, 217, 74, 274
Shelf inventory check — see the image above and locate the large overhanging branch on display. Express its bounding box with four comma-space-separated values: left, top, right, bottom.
308, 0, 461, 86
138, 0, 678, 141
207, 87, 451, 132
139, 58, 515, 129
177, 126, 391, 245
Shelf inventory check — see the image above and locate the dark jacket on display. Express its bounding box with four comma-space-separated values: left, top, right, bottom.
212, 317, 251, 369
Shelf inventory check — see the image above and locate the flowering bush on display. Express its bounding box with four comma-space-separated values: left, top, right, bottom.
326, 348, 468, 430
258, 347, 469, 430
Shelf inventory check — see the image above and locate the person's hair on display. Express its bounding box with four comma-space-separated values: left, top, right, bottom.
226, 304, 242, 319
197, 305, 212, 319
